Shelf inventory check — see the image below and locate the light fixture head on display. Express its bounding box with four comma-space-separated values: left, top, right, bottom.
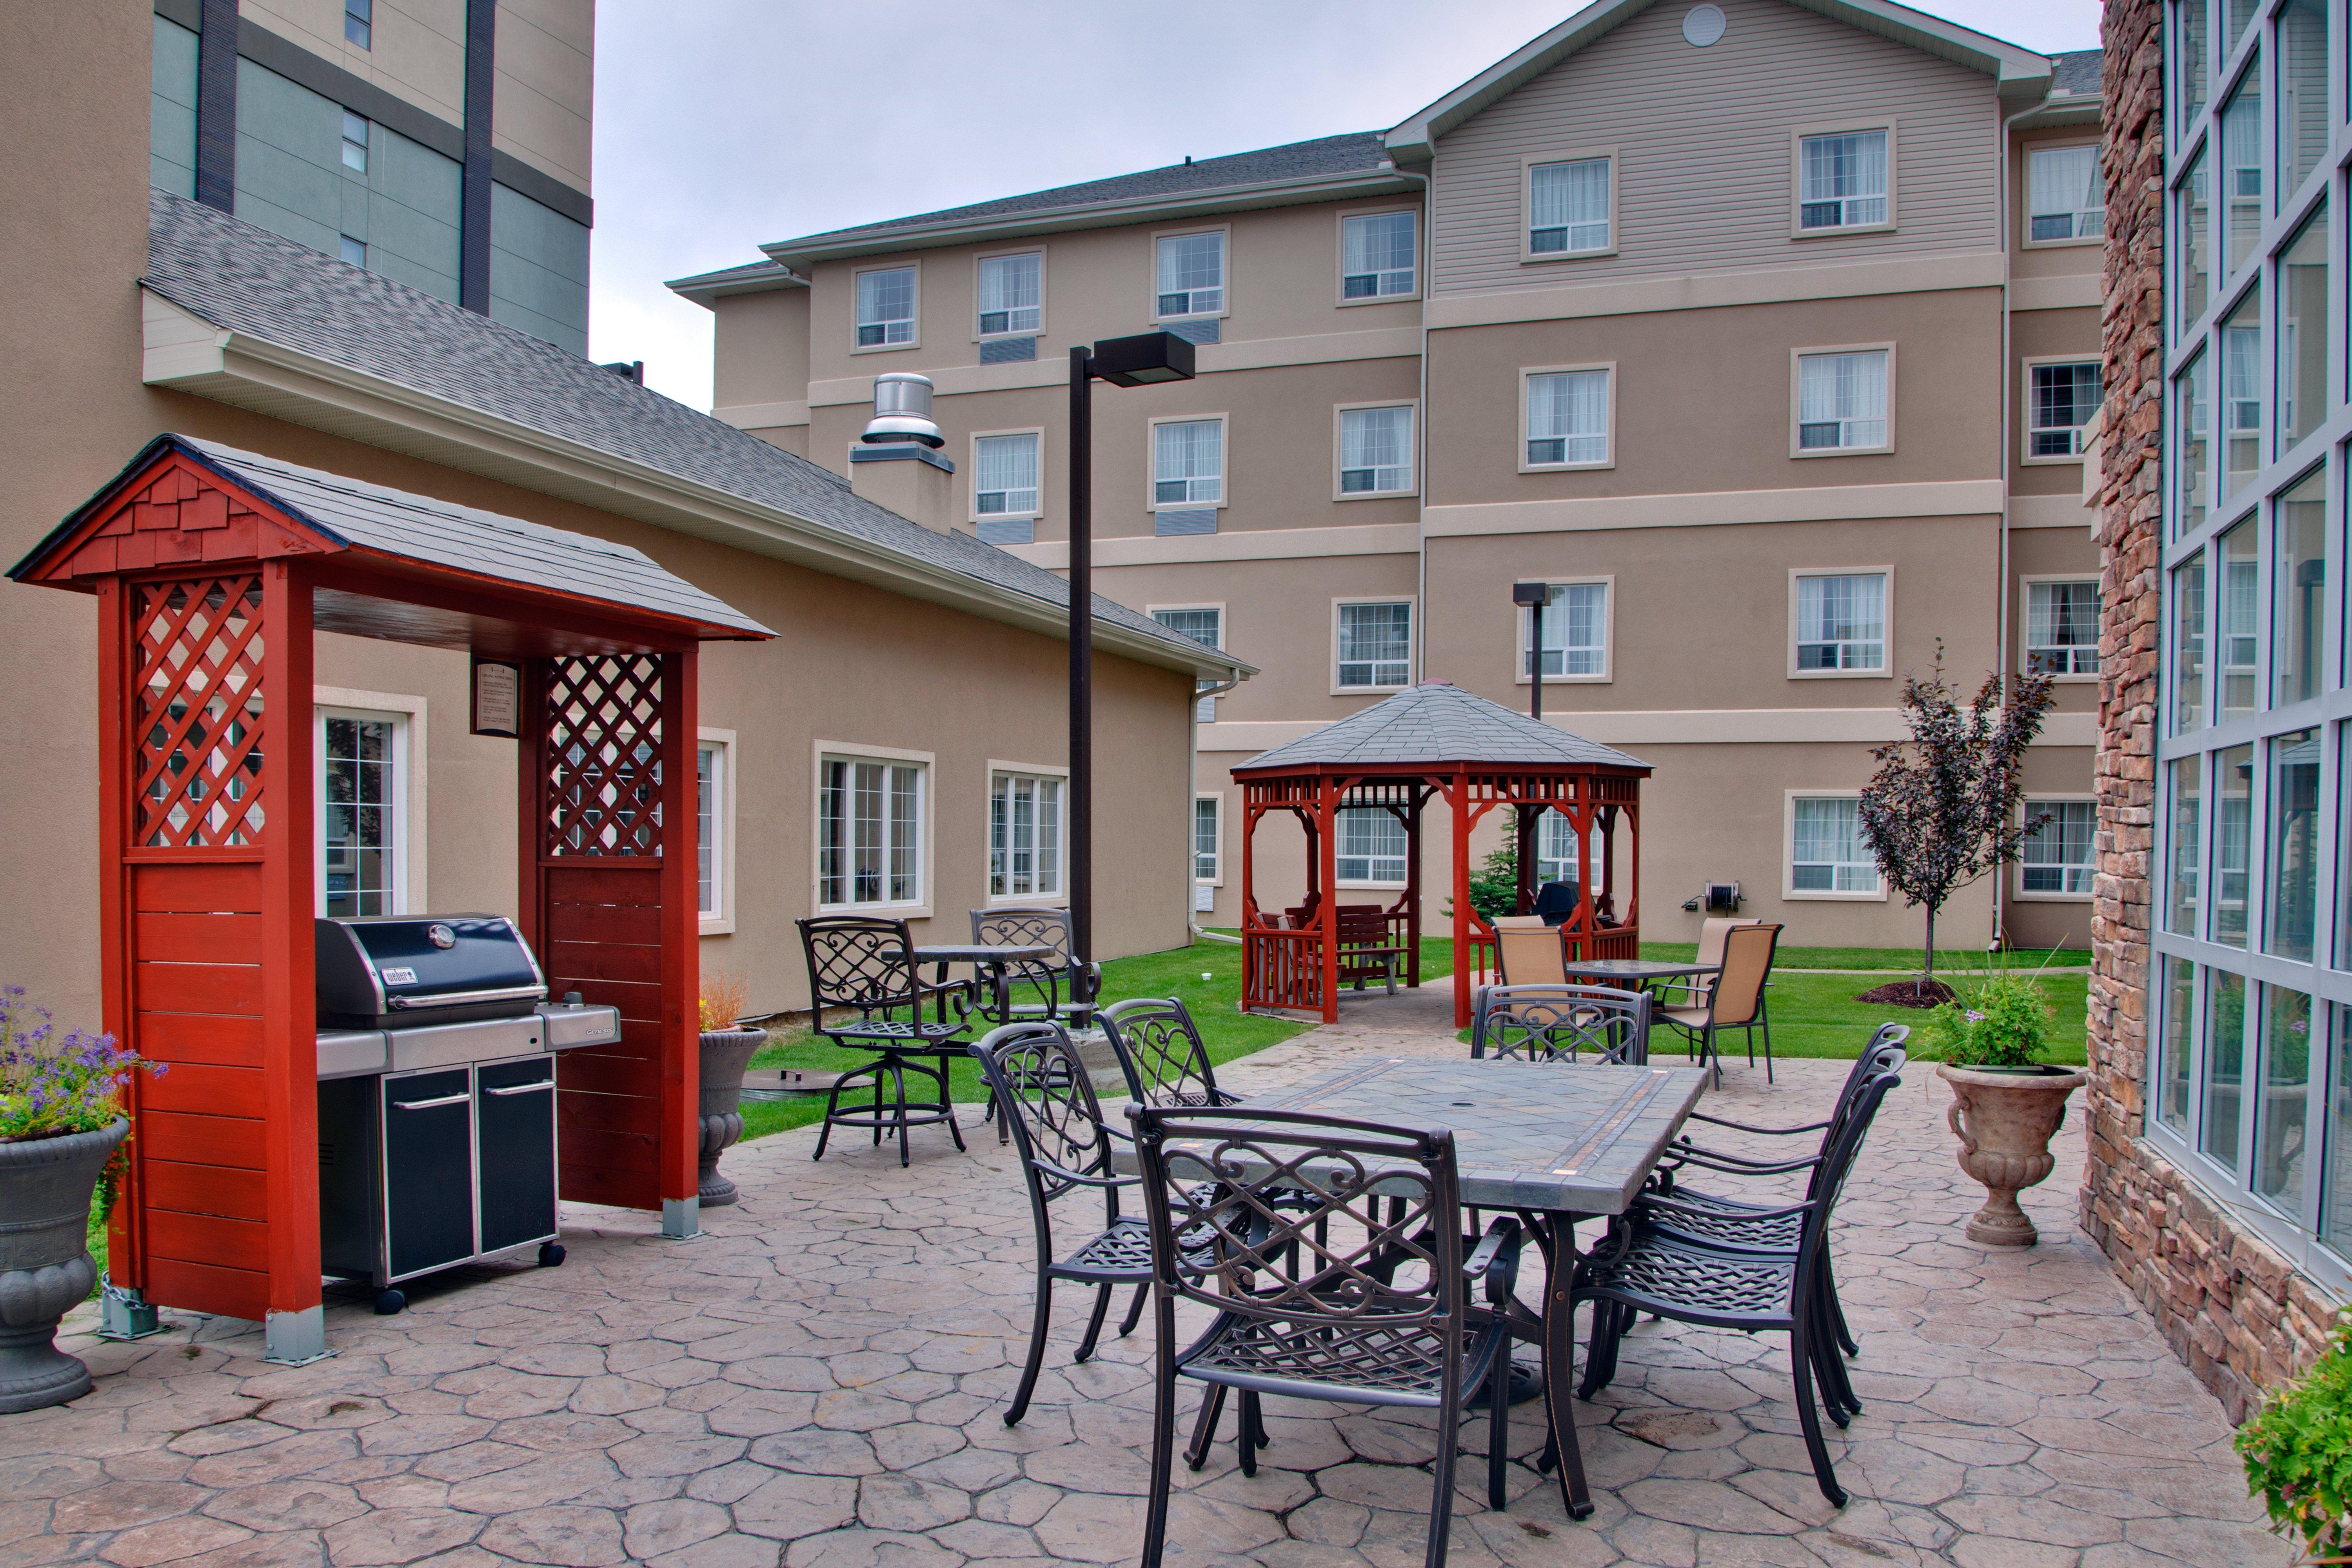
1512, 581, 1551, 608
1090, 330, 1196, 387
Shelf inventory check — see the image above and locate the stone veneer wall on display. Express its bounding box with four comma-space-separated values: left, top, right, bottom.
2080, 0, 2337, 1422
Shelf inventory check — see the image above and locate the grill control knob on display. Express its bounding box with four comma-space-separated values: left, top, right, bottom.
427, 923, 456, 949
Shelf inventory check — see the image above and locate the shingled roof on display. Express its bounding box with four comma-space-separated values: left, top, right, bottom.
2048, 48, 2102, 96
1234, 683, 1650, 774
140, 191, 1234, 673
777, 133, 1391, 248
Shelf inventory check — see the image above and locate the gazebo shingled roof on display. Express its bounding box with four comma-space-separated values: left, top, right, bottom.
1230, 683, 1653, 1026
1234, 681, 1648, 772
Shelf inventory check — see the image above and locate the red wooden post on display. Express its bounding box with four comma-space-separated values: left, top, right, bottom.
1404, 791, 1422, 989
656, 648, 700, 1233
1317, 777, 1339, 1023
257, 559, 323, 1357
1451, 773, 1475, 1028
94, 577, 144, 1310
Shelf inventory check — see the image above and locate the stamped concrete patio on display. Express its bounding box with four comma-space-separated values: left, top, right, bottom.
9, 990, 2290, 1568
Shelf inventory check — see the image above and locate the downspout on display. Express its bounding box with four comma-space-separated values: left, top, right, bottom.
1992, 96, 2038, 954
1188, 664, 1246, 942
1391, 163, 1434, 686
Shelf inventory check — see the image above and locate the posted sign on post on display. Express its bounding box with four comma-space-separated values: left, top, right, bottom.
471, 659, 522, 738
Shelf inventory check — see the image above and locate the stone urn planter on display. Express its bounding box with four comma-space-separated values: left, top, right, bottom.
0, 1118, 127, 1412
697, 1029, 766, 1206
1937, 1063, 2087, 1247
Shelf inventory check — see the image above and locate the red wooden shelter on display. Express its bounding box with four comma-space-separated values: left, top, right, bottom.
1230, 682, 1651, 1027
9, 435, 770, 1361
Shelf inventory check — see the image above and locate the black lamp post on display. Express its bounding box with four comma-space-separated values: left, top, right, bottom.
1513, 581, 1550, 721
1068, 331, 1196, 994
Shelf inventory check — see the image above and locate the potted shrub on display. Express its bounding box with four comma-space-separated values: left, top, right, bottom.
2237, 1318, 2352, 1562
697, 972, 765, 1207
1924, 968, 2085, 1247
0, 986, 156, 1412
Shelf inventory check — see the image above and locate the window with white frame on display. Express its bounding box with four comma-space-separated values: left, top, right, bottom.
2027, 580, 2101, 675
696, 739, 728, 921
1152, 606, 1221, 648
341, 109, 370, 173
818, 754, 924, 907
1342, 211, 1416, 298
977, 252, 1041, 336
1525, 369, 1610, 467
1156, 232, 1224, 318
1337, 602, 1412, 689
2021, 800, 2094, 895
1524, 581, 1609, 678
1337, 807, 1408, 883
318, 709, 404, 916
1791, 797, 1878, 893
1536, 812, 1605, 892
855, 267, 915, 347
1797, 350, 1889, 451
1529, 157, 1611, 254
974, 432, 1040, 517
1195, 796, 1221, 883
2027, 143, 2105, 241
1795, 572, 1887, 672
1339, 406, 1413, 494
2029, 361, 2103, 457
1153, 419, 1222, 506
1798, 129, 1888, 229
989, 771, 1063, 900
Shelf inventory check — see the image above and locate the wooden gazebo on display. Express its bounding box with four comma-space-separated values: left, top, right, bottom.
9, 434, 770, 1362
1231, 681, 1651, 1027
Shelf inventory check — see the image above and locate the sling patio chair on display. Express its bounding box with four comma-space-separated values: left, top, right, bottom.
1469, 983, 1651, 1065
796, 915, 975, 1167
1573, 1054, 1904, 1507
1128, 1103, 1524, 1568
1657, 920, 1782, 1085
1490, 915, 1566, 987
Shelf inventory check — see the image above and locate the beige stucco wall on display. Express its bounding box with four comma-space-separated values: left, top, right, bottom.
0, 1, 1190, 1028
713, 287, 811, 415
489, 0, 592, 195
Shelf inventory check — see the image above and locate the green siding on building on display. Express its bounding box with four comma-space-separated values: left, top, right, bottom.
233, 58, 461, 305
489, 182, 590, 358
151, 15, 197, 198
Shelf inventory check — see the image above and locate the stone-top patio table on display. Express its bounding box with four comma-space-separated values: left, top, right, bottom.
1114, 1054, 1709, 1526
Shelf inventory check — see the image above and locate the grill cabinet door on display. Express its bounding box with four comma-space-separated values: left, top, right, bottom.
381, 1067, 477, 1280
475, 1055, 558, 1254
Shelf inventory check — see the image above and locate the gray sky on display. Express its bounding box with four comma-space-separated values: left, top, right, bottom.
586, 0, 2103, 407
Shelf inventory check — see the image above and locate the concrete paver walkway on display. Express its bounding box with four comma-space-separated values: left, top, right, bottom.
5, 987, 2287, 1567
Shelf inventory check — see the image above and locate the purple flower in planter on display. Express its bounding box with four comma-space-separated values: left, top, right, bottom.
1964, 1010, 1986, 1024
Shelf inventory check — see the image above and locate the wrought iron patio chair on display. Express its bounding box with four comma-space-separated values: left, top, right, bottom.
1129, 1103, 1524, 1568
971, 907, 1102, 1026
1657, 921, 1781, 1085
1572, 1057, 1903, 1507
797, 916, 974, 1167
1470, 983, 1651, 1065
968, 1022, 1166, 1427
1100, 996, 1242, 1109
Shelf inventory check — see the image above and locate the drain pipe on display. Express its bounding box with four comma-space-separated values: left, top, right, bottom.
1390, 162, 1433, 687
1991, 99, 2038, 955
1187, 664, 1246, 942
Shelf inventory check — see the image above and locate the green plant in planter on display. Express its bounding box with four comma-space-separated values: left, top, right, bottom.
1918, 969, 2055, 1070
2, 984, 161, 1217
2238, 1318, 2352, 1563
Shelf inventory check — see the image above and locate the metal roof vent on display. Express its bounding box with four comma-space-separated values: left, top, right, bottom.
861, 372, 944, 448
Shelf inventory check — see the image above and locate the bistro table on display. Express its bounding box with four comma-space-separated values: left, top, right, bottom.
1562, 958, 1719, 992
1115, 1054, 1708, 1522
897, 943, 1062, 1026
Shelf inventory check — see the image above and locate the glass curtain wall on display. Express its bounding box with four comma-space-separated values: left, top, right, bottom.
2159, 0, 2347, 1284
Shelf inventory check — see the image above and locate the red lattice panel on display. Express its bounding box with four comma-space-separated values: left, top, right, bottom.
545, 655, 665, 858
131, 576, 268, 850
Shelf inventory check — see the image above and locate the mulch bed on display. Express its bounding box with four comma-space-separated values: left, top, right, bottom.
1854, 978, 1958, 1009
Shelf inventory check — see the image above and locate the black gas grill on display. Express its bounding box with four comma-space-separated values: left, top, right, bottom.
313, 914, 622, 1314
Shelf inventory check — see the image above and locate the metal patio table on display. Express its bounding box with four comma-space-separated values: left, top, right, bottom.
1562, 958, 1719, 991
1117, 1054, 1708, 1522
898, 943, 1060, 1025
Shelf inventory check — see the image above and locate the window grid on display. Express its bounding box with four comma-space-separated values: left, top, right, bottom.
2021, 800, 2096, 895
1797, 350, 1889, 450
856, 268, 915, 347
1153, 420, 1223, 506
989, 773, 1063, 900
1156, 232, 1224, 318
1525, 369, 1609, 466
977, 253, 1041, 337
1791, 797, 1878, 893
696, 741, 725, 919
819, 757, 923, 907
341, 110, 369, 173
1529, 158, 1611, 254
321, 715, 396, 917
974, 432, 1040, 517
2027, 143, 2106, 241
1152, 607, 1222, 649
1342, 212, 1416, 298
2027, 579, 2102, 675
2155, 0, 2352, 1275
1337, 602, 1411, 689
1195, 797, 1220, 883
2030, 361, 2104, 456
1340, 406, 1413, 494
1798, 129, 1888, 229
1336, 807, 1408, 884
1795, 573, 1887, 672
1526, 582, 1609, 678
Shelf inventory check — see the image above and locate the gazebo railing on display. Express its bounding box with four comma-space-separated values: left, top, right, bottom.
1241, 926, 1325, 1014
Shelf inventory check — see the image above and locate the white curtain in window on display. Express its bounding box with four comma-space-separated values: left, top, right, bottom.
1337, 602, 1412, 686
1530, 159, 1610, 249
1340, 407, 1412, 492
1526, 370, 1609, 463
977, 254, 1040, 333
857, 268, 914, 326
1798, 351, 1887, 445
2028, 145, 2103, 233
1802, 131, 1887, 203
1154, 420, 1222, 502
1337, 807, 1408, 882
1343, 213, 1415, 283
1532, 581, 1608, 676
974, 433, 1039, 514
1537, 812, 1604, 891
1793, 798, 1873, 891
1800, 574, 1885, 646
1158, 233, 1223, 294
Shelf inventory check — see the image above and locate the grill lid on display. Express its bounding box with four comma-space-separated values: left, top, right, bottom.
316, 914, 546, 1027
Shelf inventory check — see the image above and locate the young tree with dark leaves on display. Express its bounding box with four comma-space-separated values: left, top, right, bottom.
1856, 654, 2058, 996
